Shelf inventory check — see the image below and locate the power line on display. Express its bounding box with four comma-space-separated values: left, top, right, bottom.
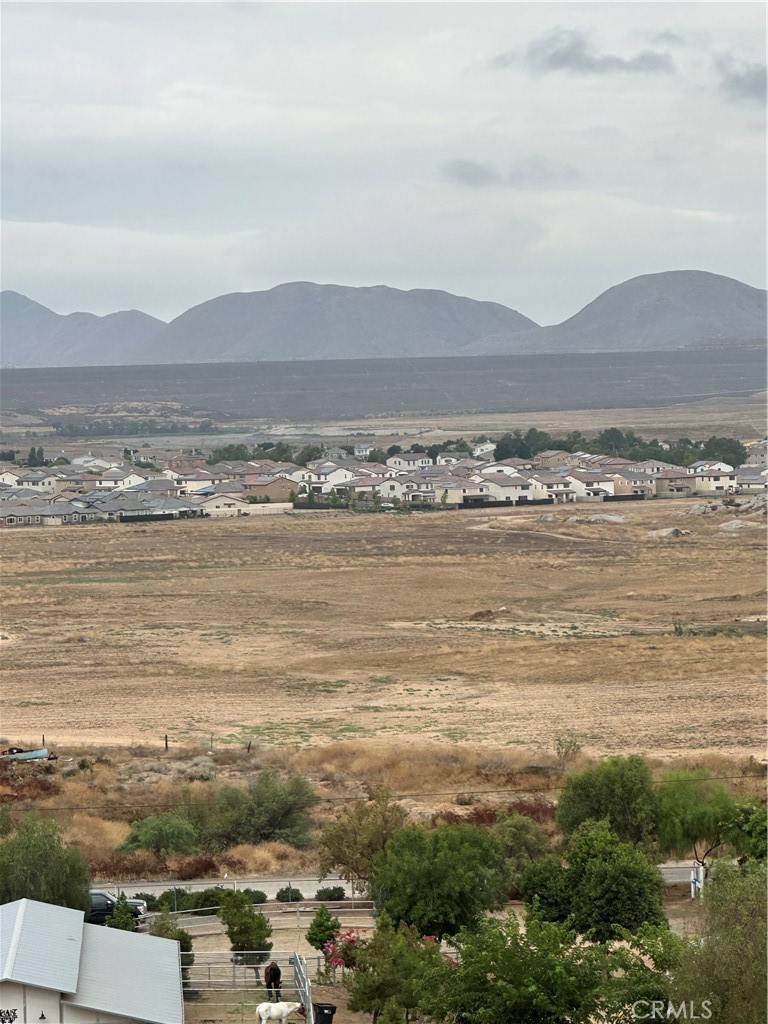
12, 773, 764, 815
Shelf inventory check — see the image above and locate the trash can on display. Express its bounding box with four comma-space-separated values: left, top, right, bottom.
312, 1004, 337, 1023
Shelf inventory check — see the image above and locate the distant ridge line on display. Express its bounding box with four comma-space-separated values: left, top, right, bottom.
1, 270, 765, 368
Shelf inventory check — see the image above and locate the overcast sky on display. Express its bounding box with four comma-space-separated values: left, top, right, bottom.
1, 2, 765, 325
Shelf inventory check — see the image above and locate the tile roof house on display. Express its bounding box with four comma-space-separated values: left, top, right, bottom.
0, 898, 184, 1024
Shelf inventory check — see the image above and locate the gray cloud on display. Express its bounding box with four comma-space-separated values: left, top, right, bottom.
717, 56, 767, 104
496, 28, 676, 75
443, 157, 581, 191
650, 31, 686, 47
442, 159, 504, 187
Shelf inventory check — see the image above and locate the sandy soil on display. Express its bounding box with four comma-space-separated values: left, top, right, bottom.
1, 500, 764, 760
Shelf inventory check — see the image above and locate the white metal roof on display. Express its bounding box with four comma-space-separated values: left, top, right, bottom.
64, 923, 184, 1024
0, 899, 83, 993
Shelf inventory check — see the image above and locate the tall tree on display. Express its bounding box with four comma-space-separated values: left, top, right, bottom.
369, 823, 509, 937
556, 754, 659, 847
656, 768, 740, 868
219, 890, 273, 977
319, 789, 408, 893
670, 862, 767, 1024
0, 814, 90, 910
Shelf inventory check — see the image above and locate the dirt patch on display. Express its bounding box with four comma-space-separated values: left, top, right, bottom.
1, 501, 764, 759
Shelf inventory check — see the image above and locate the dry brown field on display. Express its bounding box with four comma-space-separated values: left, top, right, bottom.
1, 499, 765, 764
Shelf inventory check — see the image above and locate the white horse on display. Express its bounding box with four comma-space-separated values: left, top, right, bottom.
256, 1002, 305, 1024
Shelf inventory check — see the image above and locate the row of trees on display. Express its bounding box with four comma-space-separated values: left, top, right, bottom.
335, 860, 766, 1024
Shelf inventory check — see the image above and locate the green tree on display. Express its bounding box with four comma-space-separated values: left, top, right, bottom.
295, 444, 323, 466
0, 815, 90, 910
656, 768, 740, 868
566, 819, 665, 941
368, 448, 388, 464
219, 890, 273, 975
494, 431, 532, 460
740, 804, 767, 859
345, 914, 443, 1022
319, 789, 408, 893
206, 444, 253, 464
150, 908, 195, 987
670, 862, 767, 1024
700, 435, 746, 467
492, 809, 549, 895
556, 754, 659, 847
120, 812, 200, 856
369, 823, 509, 937
386, 445, 402, 457
106, 893, 136, 931
306, 905, 341, 951
521, 820, 665, 942
422, 913, 614, 1024
27, 445, 38, 466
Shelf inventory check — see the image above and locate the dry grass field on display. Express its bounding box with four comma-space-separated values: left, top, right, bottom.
1, 499, 765, 766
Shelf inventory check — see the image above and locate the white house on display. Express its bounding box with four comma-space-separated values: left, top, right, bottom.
0, 899, 184, 1024
481, 471, 535, 503
386, 452, 433, 472
687, 460, 734, 475
690, 469, 738, 494
564, 471, 616, 500
471, 441, 496, 459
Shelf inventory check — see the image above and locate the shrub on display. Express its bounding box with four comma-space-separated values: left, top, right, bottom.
106, 893, 136, 931
133, 890, 159, 911
183, 770, 319, 851
120, 812, 200, 856
276, 886, 304, 902
315, 885, 346, 901
306, 904, 341, 950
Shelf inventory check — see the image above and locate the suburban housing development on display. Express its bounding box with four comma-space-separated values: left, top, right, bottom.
0, 439, 765, 528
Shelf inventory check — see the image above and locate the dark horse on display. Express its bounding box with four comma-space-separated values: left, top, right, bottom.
264, 961, 282, 1002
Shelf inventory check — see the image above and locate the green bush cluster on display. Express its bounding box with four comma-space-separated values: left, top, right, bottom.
120, 769, 319, 856
155, 886, 267, 913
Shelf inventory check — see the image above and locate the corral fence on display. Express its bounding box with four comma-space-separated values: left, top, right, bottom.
182, 951, 317, 1024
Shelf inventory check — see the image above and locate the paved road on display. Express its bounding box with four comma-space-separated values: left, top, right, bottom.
106, 863, 694, 904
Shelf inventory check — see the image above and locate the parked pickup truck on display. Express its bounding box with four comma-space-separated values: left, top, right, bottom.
86, 890, 148, 928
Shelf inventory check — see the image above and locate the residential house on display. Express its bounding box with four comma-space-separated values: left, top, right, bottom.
0, 898, 184, 1024
354, 442, 374, 459
690, 468, 738, 494
386, 452, 433, 472
92, 468, 150, 490
654, 470, 695, 499
735, 468, 768, 493
471, 441, 496, 459
191, 493, 253, 517
166, 452, 207, 473
533, 449, 573, 469
744, 441, 768, 466
626, 458, 687, 475
0, 501, 98, 528
481, 472, 534, 504
123, 478, 186, 498
239, 475, 293, 502
526, 472, 576, 502
564, 470, 615, 500
607, 470, 656, 498
687, 460, 734, 475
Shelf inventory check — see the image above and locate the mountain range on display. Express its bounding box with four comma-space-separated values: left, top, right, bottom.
1, 270, 765, 368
